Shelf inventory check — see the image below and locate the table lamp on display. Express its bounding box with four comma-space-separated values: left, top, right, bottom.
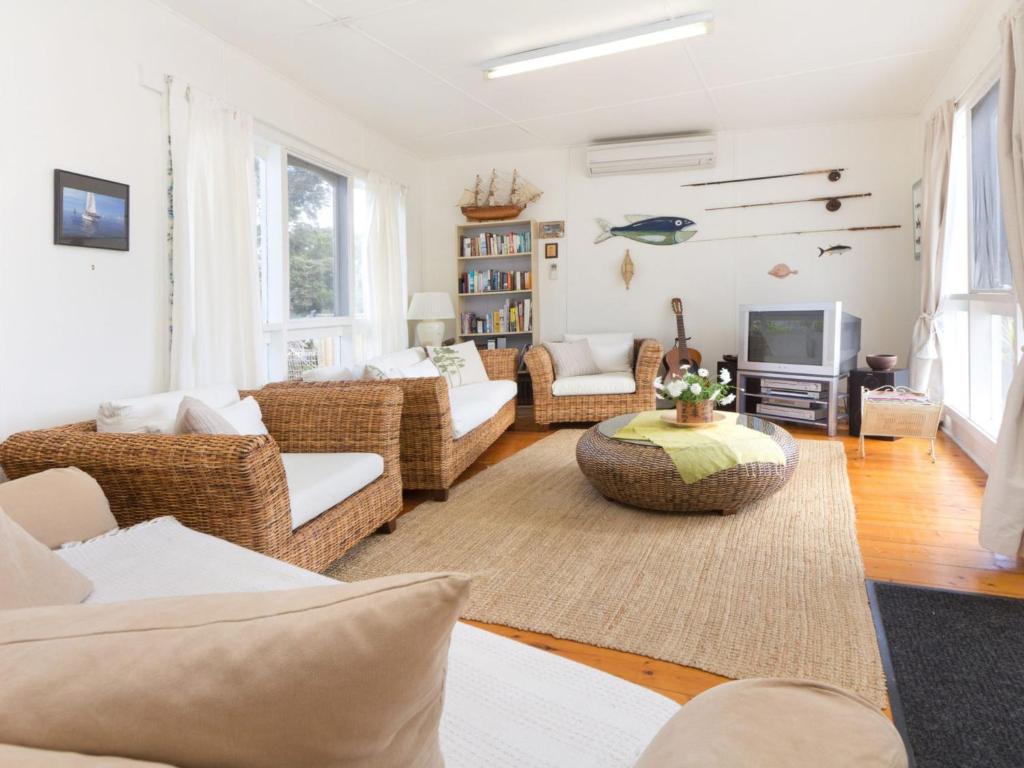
407, 292, 455, 348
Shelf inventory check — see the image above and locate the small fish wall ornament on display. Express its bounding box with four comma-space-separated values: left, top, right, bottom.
768, 263, 798, 279
595, 215, 696, 246
621, 249, 635, 290
817, 244, 852, 257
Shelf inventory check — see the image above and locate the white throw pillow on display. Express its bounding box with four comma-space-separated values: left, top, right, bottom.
97, 386, 240, 434
301, 366, 354, 382
386, 357, 441, 379
174, 396, 268, 436
218, 397, 270, 435
364, 348, 428, 380
426, 341, 489, 389
564, 333, 635, 373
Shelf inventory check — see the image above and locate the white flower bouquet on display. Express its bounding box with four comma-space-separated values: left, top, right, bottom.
654, 367, 735, 423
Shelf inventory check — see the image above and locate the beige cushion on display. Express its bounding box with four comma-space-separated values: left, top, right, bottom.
551, 371, 637, 397
426, 341, 489, 388
0, 572, 469, 768
634, 678, 907, 768
0, 467, 117, 548
544, 339, 601, 378
174, 396, 238, 435
564, 332, 635, 372
0, 743, 176, 767
0, 506, 93, 610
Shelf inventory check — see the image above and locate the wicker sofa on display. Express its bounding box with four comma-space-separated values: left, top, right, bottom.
0, 384, 403, 572
282, 347, 519, 501
525, 338, 663, 425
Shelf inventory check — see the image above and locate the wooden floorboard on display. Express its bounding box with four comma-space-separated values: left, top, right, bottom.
402, 412, 1023, 706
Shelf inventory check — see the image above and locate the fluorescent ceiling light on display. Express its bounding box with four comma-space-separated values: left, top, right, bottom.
482, 13, 712, 80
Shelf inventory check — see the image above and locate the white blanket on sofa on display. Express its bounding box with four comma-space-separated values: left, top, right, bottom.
58, 517, 677, 768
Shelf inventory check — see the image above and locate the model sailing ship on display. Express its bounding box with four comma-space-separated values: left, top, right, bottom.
458, 170, 542, 222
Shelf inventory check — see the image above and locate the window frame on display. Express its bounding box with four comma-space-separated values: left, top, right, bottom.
943, 69, 1022, 441
254, 129, 363, 381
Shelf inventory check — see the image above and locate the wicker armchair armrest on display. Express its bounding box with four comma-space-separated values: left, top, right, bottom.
248, 383, 403, 465
634, 339, 664, 388
0, 424, 290, 552
480, 348, 519, 381
523, 345, 554, 399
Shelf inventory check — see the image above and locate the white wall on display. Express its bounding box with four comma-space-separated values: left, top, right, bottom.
422, 119, 922, 368
0, 0, 425, 439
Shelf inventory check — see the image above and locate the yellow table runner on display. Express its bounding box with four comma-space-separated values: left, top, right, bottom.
613, 410, 787, 484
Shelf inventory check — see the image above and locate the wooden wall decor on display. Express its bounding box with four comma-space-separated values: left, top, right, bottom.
621, 249, 634, 290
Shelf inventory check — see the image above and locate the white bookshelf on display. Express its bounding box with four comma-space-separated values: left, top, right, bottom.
456, 218, 538, 355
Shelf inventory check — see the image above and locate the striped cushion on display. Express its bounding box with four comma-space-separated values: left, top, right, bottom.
544, 340, 601, 379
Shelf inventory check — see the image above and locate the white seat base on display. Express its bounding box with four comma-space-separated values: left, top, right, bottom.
280, 453, 384, 530
449, 380, 518, 439
552, 371, 637, 397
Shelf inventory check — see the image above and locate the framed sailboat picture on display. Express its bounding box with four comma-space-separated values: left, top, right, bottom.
54, 169, 129, 251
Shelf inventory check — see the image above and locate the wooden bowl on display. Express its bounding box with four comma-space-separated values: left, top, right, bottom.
866, 354, 898, 371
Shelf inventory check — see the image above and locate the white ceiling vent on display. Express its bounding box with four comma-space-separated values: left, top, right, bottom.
585, 134, 717, 177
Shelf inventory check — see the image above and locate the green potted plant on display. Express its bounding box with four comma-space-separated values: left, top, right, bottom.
655, 367, 735, 424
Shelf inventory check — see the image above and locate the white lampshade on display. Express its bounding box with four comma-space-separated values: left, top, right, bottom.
407, 292, 455, 320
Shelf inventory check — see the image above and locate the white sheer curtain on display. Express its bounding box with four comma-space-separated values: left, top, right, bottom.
981, 11, 1024, 556
168, 85, 264, 390
910, 101, 955, 400
352, 172, 408, 359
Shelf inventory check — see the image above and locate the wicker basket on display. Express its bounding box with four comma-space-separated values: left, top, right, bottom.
859, 386, 943, 462
675, 399, 715, 424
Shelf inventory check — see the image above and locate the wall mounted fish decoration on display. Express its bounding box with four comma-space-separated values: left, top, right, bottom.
594, 215, 696, 246
818, 244, 852, 257
767, 263, 798, 279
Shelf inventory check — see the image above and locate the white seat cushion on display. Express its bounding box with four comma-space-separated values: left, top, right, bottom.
551, 371, 637, 397
448, 380, 518, 439
280, 453, 384, 530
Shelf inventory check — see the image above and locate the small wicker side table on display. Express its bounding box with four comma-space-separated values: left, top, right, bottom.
859, 386, 943, 462
575, 413, 799, 514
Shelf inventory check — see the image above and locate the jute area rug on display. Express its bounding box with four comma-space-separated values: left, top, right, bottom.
327, 430, 886, 706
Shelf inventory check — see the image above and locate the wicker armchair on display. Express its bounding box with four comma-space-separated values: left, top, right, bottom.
0, 384, 403, 572
272, 348, 518, 501
525, 339, 663, 425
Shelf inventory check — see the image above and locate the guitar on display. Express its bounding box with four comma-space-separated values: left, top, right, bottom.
663, 297, 703, 378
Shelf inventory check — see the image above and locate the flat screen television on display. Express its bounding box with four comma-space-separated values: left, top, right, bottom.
738, 301, 861, 377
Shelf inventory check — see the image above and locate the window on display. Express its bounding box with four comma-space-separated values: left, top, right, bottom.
942, 81, 1022, 438
255, 138, 361, 381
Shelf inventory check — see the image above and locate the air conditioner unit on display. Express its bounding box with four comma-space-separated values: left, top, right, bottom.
585, 134, 717, 177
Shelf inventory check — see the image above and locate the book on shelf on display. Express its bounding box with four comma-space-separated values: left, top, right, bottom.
459, 298, 532, 336
756, 403, 827, 421
459, 269, 532, 294
460, 230, 532, 258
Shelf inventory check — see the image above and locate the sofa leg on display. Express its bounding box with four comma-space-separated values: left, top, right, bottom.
429, 488, 450, 502
377, 518, 398, 534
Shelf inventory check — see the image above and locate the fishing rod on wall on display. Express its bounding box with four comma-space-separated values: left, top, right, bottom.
681, 168, 844, 187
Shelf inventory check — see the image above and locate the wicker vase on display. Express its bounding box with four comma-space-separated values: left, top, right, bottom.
676, 399, 715, 424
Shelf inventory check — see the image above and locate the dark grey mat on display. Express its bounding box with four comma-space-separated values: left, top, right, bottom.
867, 580, 1024, 768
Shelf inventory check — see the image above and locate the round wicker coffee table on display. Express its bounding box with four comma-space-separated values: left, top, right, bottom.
575, 412, 799, 514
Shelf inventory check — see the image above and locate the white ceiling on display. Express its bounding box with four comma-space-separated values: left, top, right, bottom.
159, 0, 983, 159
